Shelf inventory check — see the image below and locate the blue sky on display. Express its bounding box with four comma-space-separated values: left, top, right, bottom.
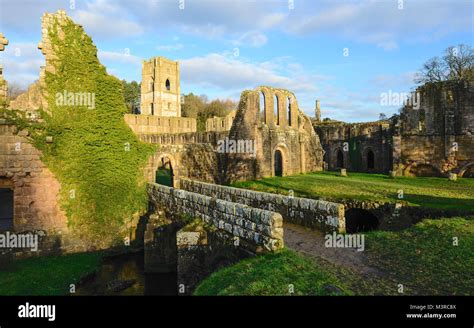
0, 0, 472, 121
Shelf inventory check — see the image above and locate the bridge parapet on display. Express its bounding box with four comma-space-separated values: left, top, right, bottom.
180, 179, 346, 233
147, 183, 284, 252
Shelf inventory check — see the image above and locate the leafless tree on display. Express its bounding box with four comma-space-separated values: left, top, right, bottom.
415, 44, 473, 84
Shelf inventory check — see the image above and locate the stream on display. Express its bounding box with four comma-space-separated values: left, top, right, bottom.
76, 251, 177, 296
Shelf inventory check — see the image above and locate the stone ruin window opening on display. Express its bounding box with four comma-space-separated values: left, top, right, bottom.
0, 183, 14, 231
274, 150, 283, 177
287, 97, 292, 126
336, 149, 344, 168
259, 91, 266, 123
274, 94, 280, 126
367, 150, 375, 169
165, 78, 171, 91
150, 104, 154, 116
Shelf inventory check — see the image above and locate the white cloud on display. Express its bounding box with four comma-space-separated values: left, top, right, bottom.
1, 42, 43, 88
180, 53, 321, 94
73, 10, 143, 38
98, 50, 142, 66
232, 31, 268, 48
156, 43, 184, 51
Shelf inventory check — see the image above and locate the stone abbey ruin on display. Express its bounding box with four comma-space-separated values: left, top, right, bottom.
0, 11, 473, 292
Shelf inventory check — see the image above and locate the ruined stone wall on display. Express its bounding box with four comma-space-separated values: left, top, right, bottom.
395, 80, 474, 176
225, 87, 324, 182
147, 183, 284, 252
0, 122, 67, 233
314, 121, 392, 173
205, 110, 236, 132
144, 143, 223, 186
180, 178, 345, 233
124, 114, 196, 134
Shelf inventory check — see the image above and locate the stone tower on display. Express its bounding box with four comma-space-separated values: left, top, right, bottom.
315, 99, 321, 122
141, 56, 181, 117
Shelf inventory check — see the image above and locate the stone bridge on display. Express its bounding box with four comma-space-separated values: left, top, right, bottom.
144, 179, 345, 293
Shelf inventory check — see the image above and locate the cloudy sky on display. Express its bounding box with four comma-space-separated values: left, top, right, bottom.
0, 0, 472, 121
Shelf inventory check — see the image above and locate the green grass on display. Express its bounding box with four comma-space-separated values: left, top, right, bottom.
365, 217, 474, 295
0, 252, 102, 296
194, 249, 353, 296
195, 217, 474, 296
232, 171, 474, 211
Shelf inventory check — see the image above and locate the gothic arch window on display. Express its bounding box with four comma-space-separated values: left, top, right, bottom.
287, 97, 292, 126
259, 91, 266, 123
165, 79, 171, 91
274, 94, 280, 126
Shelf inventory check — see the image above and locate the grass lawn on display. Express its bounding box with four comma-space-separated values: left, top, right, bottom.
194, 248, 355, 296
366, 216, 474, 295
232, 171, 474, 211
0, 252, 102, 296
195, 217, 474, 296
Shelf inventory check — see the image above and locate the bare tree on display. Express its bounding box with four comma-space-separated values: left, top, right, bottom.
414, 56, 445, 84
415, 44, 474, 84
7, 82, 26, 100
443, 44, 474, 81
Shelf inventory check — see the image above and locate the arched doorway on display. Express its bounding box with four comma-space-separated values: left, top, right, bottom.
367, 150, 375, 169
0, 185, 14, 231
274, 150, 283, 177
156, 156, 174, 187
336, 149, 344, 168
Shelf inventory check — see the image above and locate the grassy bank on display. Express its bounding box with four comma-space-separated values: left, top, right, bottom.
232, 171, 474, 211
194, 248, 352, 296
366, 217, 474, 295
0, 252, 102, 296
195, 217, 474, 296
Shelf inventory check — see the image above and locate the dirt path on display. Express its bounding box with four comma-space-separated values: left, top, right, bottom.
284, 223, 386, 278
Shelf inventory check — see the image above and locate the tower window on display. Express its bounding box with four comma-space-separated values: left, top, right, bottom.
165, 79, 171, 91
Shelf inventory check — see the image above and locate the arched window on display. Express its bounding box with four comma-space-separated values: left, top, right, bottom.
367, 150, 375, 169
274, 94, 279, 125
287, 97, 292, 126
259, 91, 266, 123
165, 79, 171, 91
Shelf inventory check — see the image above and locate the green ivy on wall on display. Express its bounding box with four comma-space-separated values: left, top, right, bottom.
5, 17, 156, 247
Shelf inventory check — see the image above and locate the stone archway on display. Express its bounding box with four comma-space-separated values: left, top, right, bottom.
274, 150, 283, 177
365, 148, 375, 170
156, 156, 174, 187
459, 162, 474, 178
336, 148, 344, 169
148, 153, 179, 187
273, 144, 289, 177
